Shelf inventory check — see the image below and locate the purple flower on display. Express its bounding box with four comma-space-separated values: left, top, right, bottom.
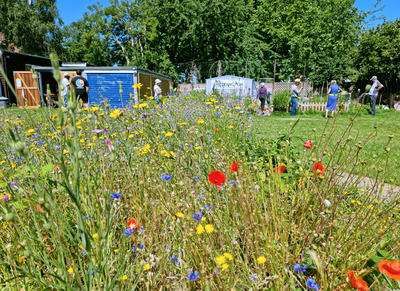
126, 127, 132, 130
8, 182, 17, 188
293, 264, 307, 273
306, 278, 319, 290
142, 112, 148, 118
106, 139, 114, 151
111, 193, 122, 199
1, 195, 9, 201
192, 212, 203, 221
187, 270, 199, 281
204, 205, 213, 211
91, 129, 104, 133
170, 254, 179, 265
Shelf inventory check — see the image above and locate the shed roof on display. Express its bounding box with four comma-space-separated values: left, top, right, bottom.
32, 65, 172, 81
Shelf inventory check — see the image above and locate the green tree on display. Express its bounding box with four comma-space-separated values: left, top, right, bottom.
253, 0, 366, 84
0, 0, 63, 56
353, 20, 400, 93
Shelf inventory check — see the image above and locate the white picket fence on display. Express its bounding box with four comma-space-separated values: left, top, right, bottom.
294, 102, 350, 112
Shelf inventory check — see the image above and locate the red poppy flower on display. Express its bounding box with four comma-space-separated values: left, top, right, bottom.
378, 260, 400, 280
208, 171, 226, 186
126, 219, 139, 231
215, 128, 220, 132
304, 140, 313, 149
346, 270, 369, 291
274, 165, 286, 173
229, 162, 239, 172
313, 162, 326, 176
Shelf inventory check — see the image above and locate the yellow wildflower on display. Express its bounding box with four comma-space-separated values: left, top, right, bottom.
143, 263, 150, 271
197, 119, 205, 124
132, 83, 143, 89
68, 268, 73, 274
223, 253, 233, 260
26, 129, 35, 136
138, 103, 148, 108
257, 256, 266, 264
228, 126, 233, 129
114, 249, 119, 253
165, 132, 173, 137
205, 224, 214, 234
121, 275, 128, 280
222, 263, 229, 271
196, 224, 205, 235
92, 233, 99, 239
216, 255, 226, 265
110, 109, 123, 118
176, 212, 184, 218
17, 257, 26, 264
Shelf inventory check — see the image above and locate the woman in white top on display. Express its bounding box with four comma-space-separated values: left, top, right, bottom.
154, 79, 162, 104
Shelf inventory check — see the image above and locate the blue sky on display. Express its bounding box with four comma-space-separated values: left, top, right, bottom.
58, 0, 399, 26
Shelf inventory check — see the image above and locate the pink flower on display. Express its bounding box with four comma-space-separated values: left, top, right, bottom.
106, 139, 114, 151
91, 129, 104, 133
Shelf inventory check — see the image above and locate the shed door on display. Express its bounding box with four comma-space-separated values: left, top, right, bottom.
13, 71, 41, 107
87, 73, 134, 108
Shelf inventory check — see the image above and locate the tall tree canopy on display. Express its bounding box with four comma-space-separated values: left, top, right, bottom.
0, 0, 63, 56
353, 20, 400, 93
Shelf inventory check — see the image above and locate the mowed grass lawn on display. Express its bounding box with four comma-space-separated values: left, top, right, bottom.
253, 108, 400, 185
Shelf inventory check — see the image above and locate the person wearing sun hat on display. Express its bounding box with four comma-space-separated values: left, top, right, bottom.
61, 73, 70, 107
154, 79, 162, 104
290, 79, 303, 116
367, 76, 384, 115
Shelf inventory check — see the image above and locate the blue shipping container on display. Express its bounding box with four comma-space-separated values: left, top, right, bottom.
87, 73, 135, 108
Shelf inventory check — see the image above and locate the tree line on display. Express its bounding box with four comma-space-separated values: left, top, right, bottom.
1, 0, 398, 92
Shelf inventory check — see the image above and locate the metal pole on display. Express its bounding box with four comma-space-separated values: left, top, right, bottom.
245, 60, 248, 78
273, 59, 277, 96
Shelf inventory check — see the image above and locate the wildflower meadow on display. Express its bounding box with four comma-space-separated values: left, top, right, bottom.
0, 65, 399, 290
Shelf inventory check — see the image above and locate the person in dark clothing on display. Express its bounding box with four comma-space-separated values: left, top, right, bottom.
70, 70, 89, 103
257, 82, 268, 115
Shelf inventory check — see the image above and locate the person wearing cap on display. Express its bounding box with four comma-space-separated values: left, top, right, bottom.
61, 73, 71, 107
368, 76, 384, 115
325, 80, 343, 119
154, 79, 162, 104
290, 79, 303, 116
257, 82, 268, 115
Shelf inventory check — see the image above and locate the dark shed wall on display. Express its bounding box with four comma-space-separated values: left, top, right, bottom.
0, 51, 52, 104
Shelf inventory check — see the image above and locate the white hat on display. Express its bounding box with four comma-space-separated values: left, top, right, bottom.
260, 82, 265, 87
370, 76, 377, 80
155, 79, 161, 84
294, 79, 301, 83
64, 73, 70, 77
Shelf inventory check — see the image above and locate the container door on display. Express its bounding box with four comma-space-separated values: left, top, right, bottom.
86, 73, 135, 108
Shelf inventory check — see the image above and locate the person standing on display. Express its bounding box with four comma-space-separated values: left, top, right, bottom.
368, 76, 384, 115
257, 82, 268, 115
325, 80, 343, 119
70, 69, 89, 104
290, 79, 303, 116
154, 79, 162, 104
61, 73, 70, 107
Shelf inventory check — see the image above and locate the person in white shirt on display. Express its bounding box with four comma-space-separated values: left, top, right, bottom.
61, 73, 70, 107
368, 76, 384, 115
154, 79, 162, 104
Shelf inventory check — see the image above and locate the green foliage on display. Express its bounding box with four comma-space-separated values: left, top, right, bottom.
354, 20, 400, 93
0, 0, 63, 56
273, 90, 290, 111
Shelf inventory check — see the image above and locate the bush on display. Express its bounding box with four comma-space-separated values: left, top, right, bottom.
273, 90, 290, 111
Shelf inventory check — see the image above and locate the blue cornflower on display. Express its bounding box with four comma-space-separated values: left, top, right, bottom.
82, 250, 87, 255
187, 270, 199, 281
192, 212, 203, 221
203, 205, 213, 211
170, 254, 179, 265
293, 264, 307, 273
138, 225, 144, 234
123, 228, 135, 236
306, 278, 319, 290
198, 194, 206, 199
162, 174, 172, 180
194, 176, 200, 180
132, 244, 144, 252
111, 193, 122, 199
250, 273, 258, 282
87, 268, 98, 276
83, 215, 91, 219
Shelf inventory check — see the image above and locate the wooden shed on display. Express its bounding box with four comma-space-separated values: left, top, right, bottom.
32, 65, 171, 107
0, 50, 54, 105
